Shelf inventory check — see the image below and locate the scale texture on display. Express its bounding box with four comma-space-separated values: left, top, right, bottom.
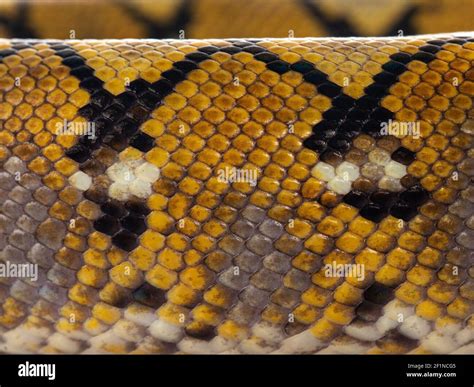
0, 35, 473, 354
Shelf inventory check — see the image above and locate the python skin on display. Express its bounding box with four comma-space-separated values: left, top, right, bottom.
0, 0, 473, 40
0, 35, 473, 354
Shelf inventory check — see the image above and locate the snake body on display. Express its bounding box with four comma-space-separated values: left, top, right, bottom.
0, 0, 474, 40
0, 34, 473, 354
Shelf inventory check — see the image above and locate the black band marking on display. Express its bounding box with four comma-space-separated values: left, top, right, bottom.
47, 38, 468, 237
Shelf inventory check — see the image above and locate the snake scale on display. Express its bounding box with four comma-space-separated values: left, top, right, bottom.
0, 25, 474, 354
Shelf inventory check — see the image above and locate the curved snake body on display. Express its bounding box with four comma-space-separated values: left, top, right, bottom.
0, 34, 473, 354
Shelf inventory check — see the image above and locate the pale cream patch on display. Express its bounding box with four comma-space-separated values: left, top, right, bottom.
106, 160, 160, 200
